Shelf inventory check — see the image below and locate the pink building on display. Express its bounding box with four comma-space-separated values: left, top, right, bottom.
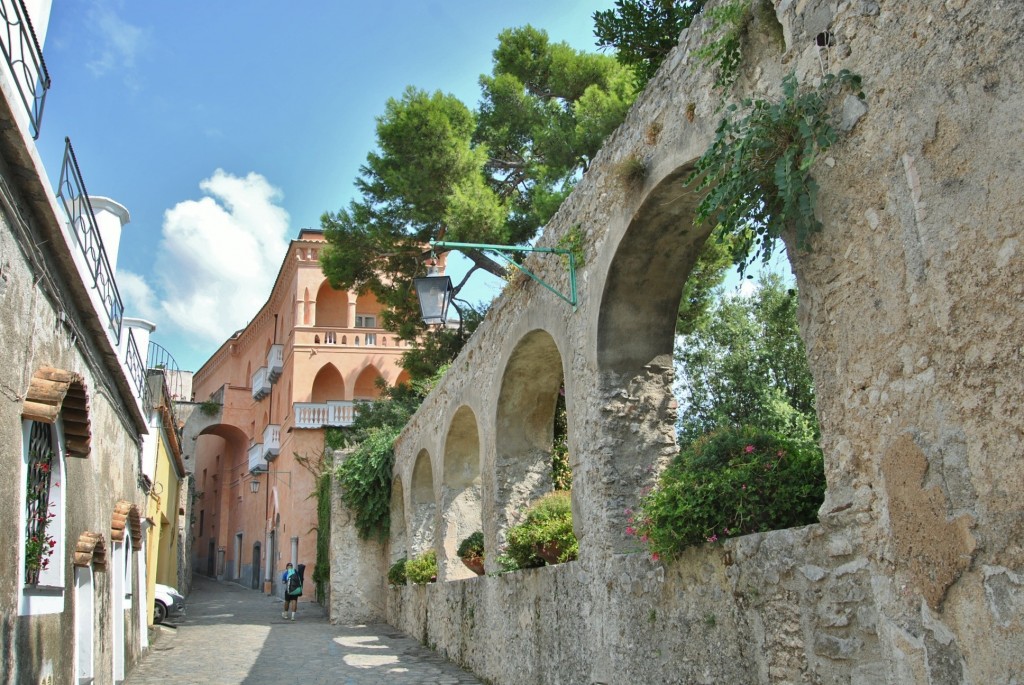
188, 228, 409, 599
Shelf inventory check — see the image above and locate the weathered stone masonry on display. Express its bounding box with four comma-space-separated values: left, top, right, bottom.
331, 1, 1024, 682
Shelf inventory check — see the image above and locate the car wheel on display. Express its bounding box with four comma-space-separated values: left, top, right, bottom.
154, 600, 167, 625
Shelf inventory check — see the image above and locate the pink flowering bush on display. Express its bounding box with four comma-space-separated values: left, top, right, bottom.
629, 426, 824, 561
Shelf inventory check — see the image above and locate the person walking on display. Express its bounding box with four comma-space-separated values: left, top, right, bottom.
281, 562, 303, 621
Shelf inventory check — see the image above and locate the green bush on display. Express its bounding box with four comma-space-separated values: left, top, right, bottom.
503, 491, 578, 570
405, 550, 438, 585
457, 531, 484, 560
387, 557, 407, 586
631, 426, 825, 561
335, 425, 400, 541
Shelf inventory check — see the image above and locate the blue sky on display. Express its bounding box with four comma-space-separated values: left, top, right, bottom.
34, 0, 616, 372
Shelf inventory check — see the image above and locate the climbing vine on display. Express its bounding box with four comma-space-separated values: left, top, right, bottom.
688, 70, 864, 272
312, 471, 331, 604
334, 425, 401, 541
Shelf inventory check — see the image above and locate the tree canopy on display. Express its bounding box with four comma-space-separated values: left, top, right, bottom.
320, 26, 636, 378
593, 0, 706, 87
675, 273, 818, 446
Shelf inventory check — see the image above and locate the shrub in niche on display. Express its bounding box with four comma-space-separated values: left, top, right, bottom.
502, 490, 578, 570
631, 425, 825, 561
405, 550, 438, 585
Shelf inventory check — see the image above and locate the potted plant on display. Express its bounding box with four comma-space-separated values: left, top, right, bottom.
405, 550, 438, 585
502, 490, 578, 570
457, 531, 485, 575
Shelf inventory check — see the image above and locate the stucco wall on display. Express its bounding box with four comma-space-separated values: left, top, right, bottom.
0, 119, 149, 685
332, 1, 1024, 683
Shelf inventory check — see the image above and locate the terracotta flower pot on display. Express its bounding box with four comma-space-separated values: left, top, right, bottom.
461, 556, 485, 576
536, 542, 563, 565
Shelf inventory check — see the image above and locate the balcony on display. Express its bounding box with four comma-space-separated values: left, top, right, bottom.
251, 366, 270, 400
263, 424, 280, 460
56, 139, 123, 342
293, 401, 356, 429
248, 443, 267, 474
267, 344, 284, 382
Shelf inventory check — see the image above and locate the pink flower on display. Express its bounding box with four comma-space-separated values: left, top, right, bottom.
651, 553, 660, 562
625, 526, 636, 536
707, 534, 718, 543
624, 508, 633, 516
744, 445, 755, 453
640, 534, 649, 543
741, 484, 746, 490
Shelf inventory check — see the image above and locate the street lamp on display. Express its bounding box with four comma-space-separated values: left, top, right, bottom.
250, 478, 260, 494
413, 240, 577, 326
413, 263, 454, 326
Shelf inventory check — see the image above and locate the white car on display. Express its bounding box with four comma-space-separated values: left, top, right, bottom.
153, 583, 184, 624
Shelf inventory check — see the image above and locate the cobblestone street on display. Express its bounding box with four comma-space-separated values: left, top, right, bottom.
125, 575, 482, 685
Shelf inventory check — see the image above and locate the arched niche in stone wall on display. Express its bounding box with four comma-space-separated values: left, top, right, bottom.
409, 449, 436, 557
590, 162, 716, 553
440, 405, 482, 580
389, 476, 407, 564
494, 329, 565, 549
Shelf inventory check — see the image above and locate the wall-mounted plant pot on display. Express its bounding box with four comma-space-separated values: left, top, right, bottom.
461, 556, 485, 576
536, 542, 563, 565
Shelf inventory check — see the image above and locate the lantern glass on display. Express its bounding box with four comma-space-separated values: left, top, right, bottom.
413, 270, 453, 326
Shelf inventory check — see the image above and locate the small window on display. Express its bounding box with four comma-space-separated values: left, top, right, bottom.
24, 420, 60, 586
365, 334, 377, 346
20, 419, 66, 615
355, 315, 376, 329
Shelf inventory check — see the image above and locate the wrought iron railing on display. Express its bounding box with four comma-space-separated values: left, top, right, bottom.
0, 0, 49, 138
147, 341, 185, 401
146, 340, 185, 440
24, 420, 54, 585
56, 138, 124, 342
125, 328, 148, 408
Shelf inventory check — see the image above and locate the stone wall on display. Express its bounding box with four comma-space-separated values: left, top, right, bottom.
333, 0, 1024, 682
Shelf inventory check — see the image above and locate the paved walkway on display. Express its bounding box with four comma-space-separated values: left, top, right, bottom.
126, 575, 483, 685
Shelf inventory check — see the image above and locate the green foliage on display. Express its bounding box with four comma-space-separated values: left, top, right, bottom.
387, 557, 407, 586
675, 236, 735, 336
457, 531, 485, 559
406, 550, 438, 585
694, 0, 754, 90
321, 26, 636, 376
615, 154, 648, 187
676, 273, 818, 445
557, 224, 586, 271
334, 426, 400, 541
551, 391, 572, 491
593, 0, 706, 87
198, 399, 221, 417
312, 472, 331, 604
630, 425, 825, 560
502, 491, 578, 570
689, 70, 864, 273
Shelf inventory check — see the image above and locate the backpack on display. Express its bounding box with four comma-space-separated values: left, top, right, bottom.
287, 571, 302, 596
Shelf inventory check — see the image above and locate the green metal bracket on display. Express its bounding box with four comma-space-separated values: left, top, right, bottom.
430, 240, 577, 308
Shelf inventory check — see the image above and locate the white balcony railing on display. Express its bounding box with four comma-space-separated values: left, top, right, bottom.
263, 424, 280, 460
293, 401, 356, 429
251, 366, 270, 400
267, 344, 284, 382
248, 443, 267, 473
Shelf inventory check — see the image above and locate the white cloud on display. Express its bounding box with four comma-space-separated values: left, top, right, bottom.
146, 170, 291, 347
85, 4, 145, 77
117, 270, 159, 322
